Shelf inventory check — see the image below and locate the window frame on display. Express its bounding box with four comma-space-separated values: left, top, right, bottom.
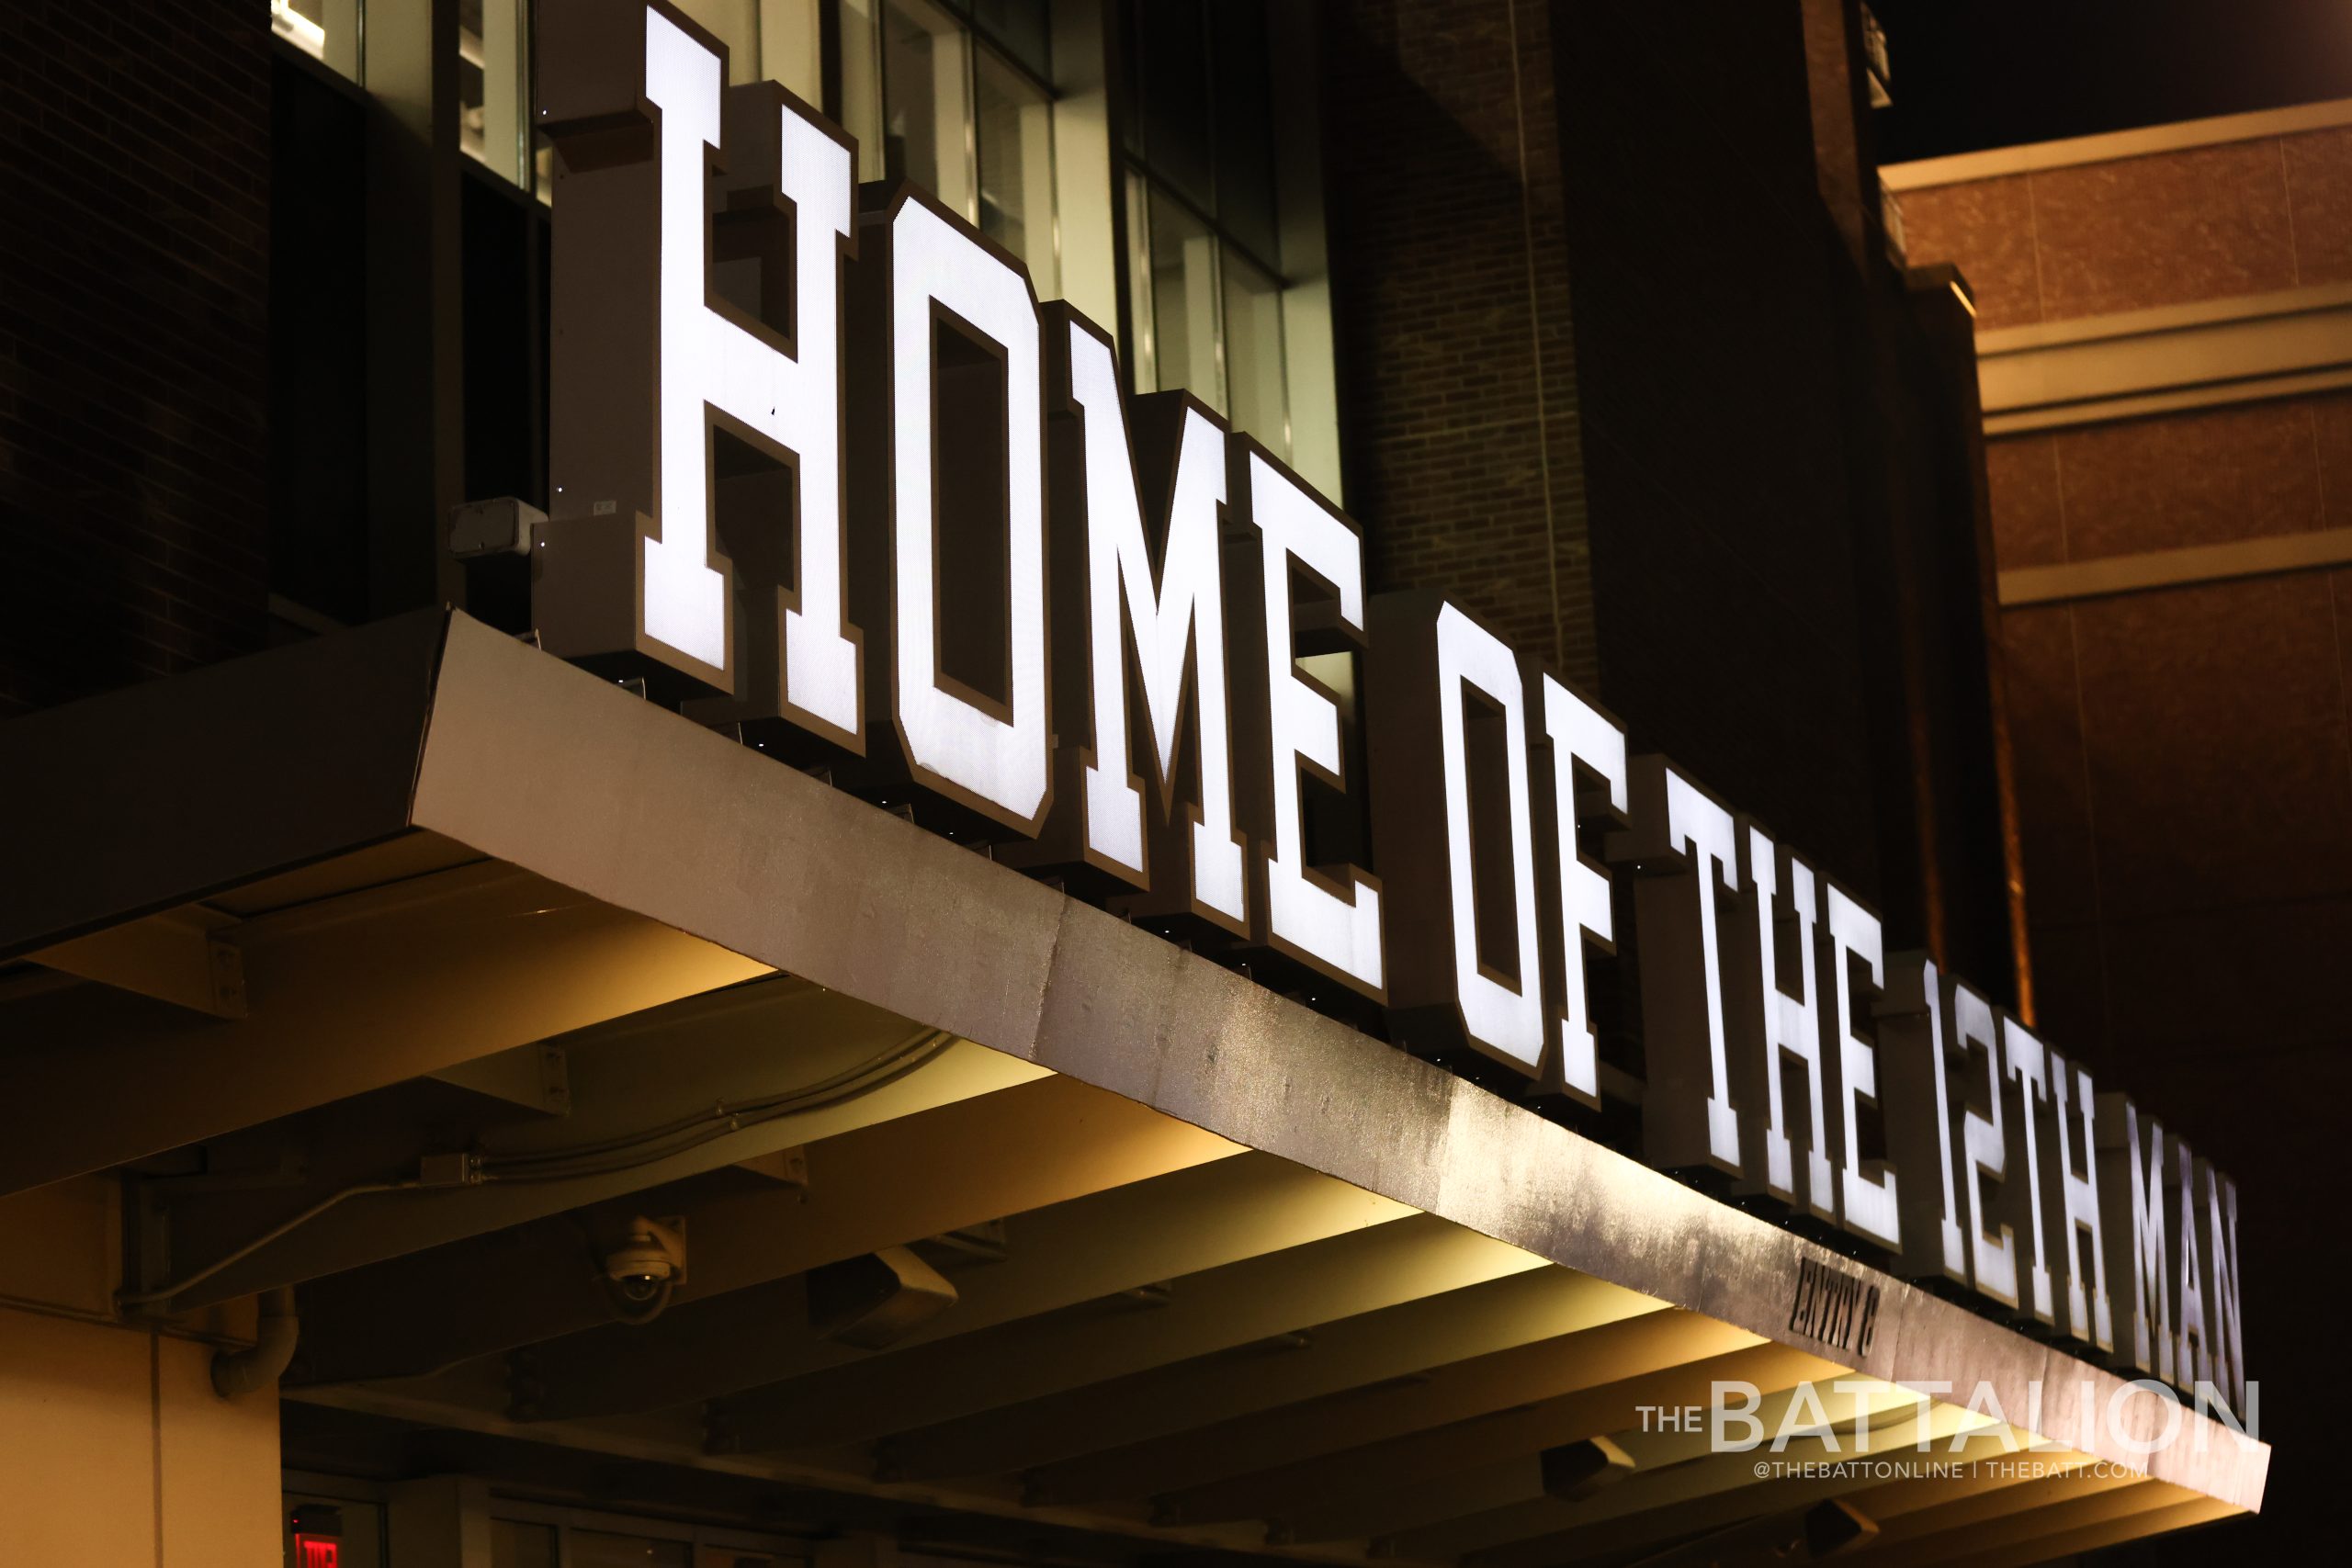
1110, 3, 1300, 464
1120, 164, 1293, 460
846, 0, 1064, 297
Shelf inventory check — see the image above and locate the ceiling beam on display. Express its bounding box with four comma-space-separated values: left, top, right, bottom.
0, 859, 767, 1199
1447, 1427, 2035, 1568
1874, 1479, 2203, 1568
295, 1070, 1233, 1382
1829, 1460, 2134, 1559
281, 1378, 1440, 1568
8, 609, 2270, 1522
707, 1217, 1560, 1458
161, 983, 1047, 1309
403, 604, 2272, 1514
1272, 1453, 1555, 1548
1127, 1334, 1839, 1524
1935, 1495, 2238, 1568
523, 1149, 1410, 1421
29, 903, 246, 1018
1376, 1386, 1944, 1561
864, 1269, 1663, 1484
1265, 1378, 1912, 1547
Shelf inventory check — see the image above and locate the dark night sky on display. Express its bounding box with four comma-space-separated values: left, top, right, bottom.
1870, 0, 2352, 162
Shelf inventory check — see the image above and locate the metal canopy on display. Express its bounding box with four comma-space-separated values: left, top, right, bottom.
0, 612, 2267, 1565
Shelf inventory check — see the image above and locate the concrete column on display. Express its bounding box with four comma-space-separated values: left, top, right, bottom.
0, 1180, 281, 1566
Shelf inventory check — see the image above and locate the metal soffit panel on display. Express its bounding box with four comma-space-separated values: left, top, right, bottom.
0, 613, 2264, 1564
0, 608, 449, 959
401, 615, 2268, 1514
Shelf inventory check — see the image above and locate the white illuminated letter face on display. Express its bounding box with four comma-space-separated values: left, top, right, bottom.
643, 14, 729, 672
2172, 1135, 2210, 1393
2203, 1167, 2245, 1416
1926, 981, 1963, 1277
2098, 1097, 2172, 1382
770, 105, 861, 736
889, 198, 1049, 828
1538, 676, 1626, 1102
2002, 1018, 2057, 1325
1953, 984, 2017, 1307
2043, 1054, 2113, 1351
1826, 886, 1899, 1249
1747, 831, 1833, 1220
1670, 771, 1740, 1169
1880, 955, 1966, 1282
1434, 605, 1543, 1067
1067, 325, 1244, 925
1248, 454, 1383, 992
641, 12, 859, 725
1630, 762, 1743, 1173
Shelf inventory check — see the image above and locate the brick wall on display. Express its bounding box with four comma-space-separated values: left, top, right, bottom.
1321, 0, 2027, 948
1550, 0, 1891, 902
1980, 389, 2352, 1273
1321, 0, 1593, 685
0, 0, 271, 716
1323, 0, 1917, 908
1896, 128, 2352, 329
1896, 150, 2352, 1131
1899, 132, 2347, 1564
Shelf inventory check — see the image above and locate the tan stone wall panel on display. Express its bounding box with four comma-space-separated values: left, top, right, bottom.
2029, 141, 2297, 321
158, 1332, 282, 1568
2067, 574, 2352, 917
1901, 138, 2338, 326
2308, 392, 2352, 523
0, 1311, 159, 1565
1999, 605, 2098, 927
2046, 400, 2323, 558
2282, 127, 2352, 285
0, 1309, 282, 1563
2100, 894, 2352, 1070
1984, 434, 2066, 566
2020, 918, 2109, 1061
1894, 175, 2044, 328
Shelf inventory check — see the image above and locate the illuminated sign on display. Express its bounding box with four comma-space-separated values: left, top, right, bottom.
533, 0, 2248, 1414
288, 1505, 342, 1568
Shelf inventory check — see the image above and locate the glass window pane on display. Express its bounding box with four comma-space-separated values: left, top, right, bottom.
572, 1530, 691, 1568
460, 0, 530, 186
1211, 0, 1279, 265
272, 0, 327, 56
884, 0, 975, 220
673, 0, 765, 84
1125, 174, 1156, 394
1145, 186, 1223, 413
272, 0, 359, 82
1222, 246, 1287, 457
1117, 0, 1144, 156
971, 0, 1051, 78
976, 49, 1057, 297
842, 0, 888, 183
757, 0, 824, 103
489, 1520, 557, 1568
458, 0, 487, 165
1136, 0, 1213, 210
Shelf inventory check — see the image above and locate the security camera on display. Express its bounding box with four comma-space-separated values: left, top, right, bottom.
605, 1246, 672, 1302
600, 1216, 686, 1322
